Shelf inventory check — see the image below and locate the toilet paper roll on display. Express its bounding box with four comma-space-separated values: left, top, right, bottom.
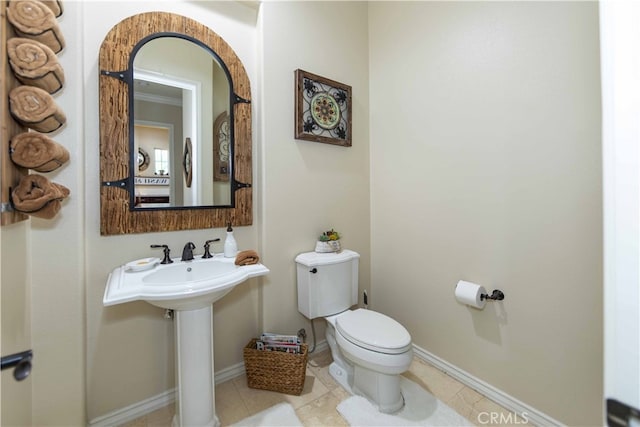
455, 280, 487, 309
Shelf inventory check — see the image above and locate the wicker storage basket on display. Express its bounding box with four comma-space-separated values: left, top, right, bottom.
243, 338, 308, 395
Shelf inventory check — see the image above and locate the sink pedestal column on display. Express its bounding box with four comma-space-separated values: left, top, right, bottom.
172, 306, 218, 427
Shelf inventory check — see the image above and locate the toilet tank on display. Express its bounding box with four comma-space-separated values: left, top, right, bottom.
295, 249, 360, 319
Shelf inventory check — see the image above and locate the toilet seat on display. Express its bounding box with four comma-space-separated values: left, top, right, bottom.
336, 309, 412, 355
335, 323, 413, 376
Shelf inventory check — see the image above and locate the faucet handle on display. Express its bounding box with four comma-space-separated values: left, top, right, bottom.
202, 238, 221, 259
150, 244, 173, 264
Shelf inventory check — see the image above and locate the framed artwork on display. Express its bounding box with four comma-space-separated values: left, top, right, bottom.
213, 111, 230, 182
182, 137, 192, 188
295, 69, 352, 147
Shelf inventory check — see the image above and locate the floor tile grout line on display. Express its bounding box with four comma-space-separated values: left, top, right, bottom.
230, 377, 252, 418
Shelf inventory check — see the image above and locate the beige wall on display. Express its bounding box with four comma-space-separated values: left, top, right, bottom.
258, 1, 371, 337
1, 223, 32, 426
369, 2, 602, 425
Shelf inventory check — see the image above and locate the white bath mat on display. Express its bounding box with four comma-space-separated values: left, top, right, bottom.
231, 402, 303, 427
337, 377, 473, 426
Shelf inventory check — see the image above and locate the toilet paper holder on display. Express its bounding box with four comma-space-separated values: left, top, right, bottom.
481, 289, 505, 301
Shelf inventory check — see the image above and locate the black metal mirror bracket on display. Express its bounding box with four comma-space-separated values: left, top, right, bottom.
234, 93, 250, 104
1, 350, 33, 381
100, 68, 133, 83
233, 181, 252, 192
101, 178, 131, 192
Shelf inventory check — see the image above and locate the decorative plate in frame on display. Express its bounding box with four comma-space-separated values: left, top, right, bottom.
183, 137, 192, 188
137, 147, 150, 172
295, 69, 352, 147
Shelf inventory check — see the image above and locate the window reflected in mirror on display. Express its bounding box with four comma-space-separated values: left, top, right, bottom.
154, 149, 169, 175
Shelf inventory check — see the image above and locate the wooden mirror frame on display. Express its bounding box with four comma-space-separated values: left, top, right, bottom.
99, 12, 252, 235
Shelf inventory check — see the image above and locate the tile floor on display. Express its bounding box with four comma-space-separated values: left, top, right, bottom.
123, 349, 529, 426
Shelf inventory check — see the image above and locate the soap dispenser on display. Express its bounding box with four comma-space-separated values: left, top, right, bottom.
224, 222, 238, 258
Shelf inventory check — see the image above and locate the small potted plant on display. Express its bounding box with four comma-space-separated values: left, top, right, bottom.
315, 229, 341, 253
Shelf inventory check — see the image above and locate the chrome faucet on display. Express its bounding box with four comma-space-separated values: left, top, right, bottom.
181, 242, 196, 261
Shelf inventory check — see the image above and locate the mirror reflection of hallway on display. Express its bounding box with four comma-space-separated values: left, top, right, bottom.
133, 37, 231, 207
134, 123, 177, 207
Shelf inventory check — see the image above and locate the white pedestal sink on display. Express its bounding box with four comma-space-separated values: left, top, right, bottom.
104, 255, 269, 426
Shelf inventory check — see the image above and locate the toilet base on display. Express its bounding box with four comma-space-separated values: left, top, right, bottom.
330, 360, 405, 414
352, 365, 405, 413
329, 361, 354, 394
325, 314, 407, 414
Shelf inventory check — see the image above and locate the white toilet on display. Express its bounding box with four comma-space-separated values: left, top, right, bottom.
295, 249, 413, 413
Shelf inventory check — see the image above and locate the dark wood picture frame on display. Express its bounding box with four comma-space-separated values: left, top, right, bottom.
213, 111, 230, 182
182, 137, 192, 188
295, 69, 352, 147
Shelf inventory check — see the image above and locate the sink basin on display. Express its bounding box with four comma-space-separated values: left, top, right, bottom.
142, 260, 237, 285
103, 255, 269, 310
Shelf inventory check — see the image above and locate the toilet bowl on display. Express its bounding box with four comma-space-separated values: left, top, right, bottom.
295, 250, 413, 413
326, 309, 413, 413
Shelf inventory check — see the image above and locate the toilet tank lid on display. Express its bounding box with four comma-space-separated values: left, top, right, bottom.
295, 249, 360, 267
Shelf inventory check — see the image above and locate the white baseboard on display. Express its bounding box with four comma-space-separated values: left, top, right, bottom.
88, 388, 176, 427
412, 343, 563, 427
214, 360, 247, 385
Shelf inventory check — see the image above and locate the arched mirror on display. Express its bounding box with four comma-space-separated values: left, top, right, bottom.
133, 37, 231, 208
99, 12, 252, 235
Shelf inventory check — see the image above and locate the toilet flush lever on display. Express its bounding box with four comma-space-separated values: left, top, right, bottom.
310, 268, 318, 274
